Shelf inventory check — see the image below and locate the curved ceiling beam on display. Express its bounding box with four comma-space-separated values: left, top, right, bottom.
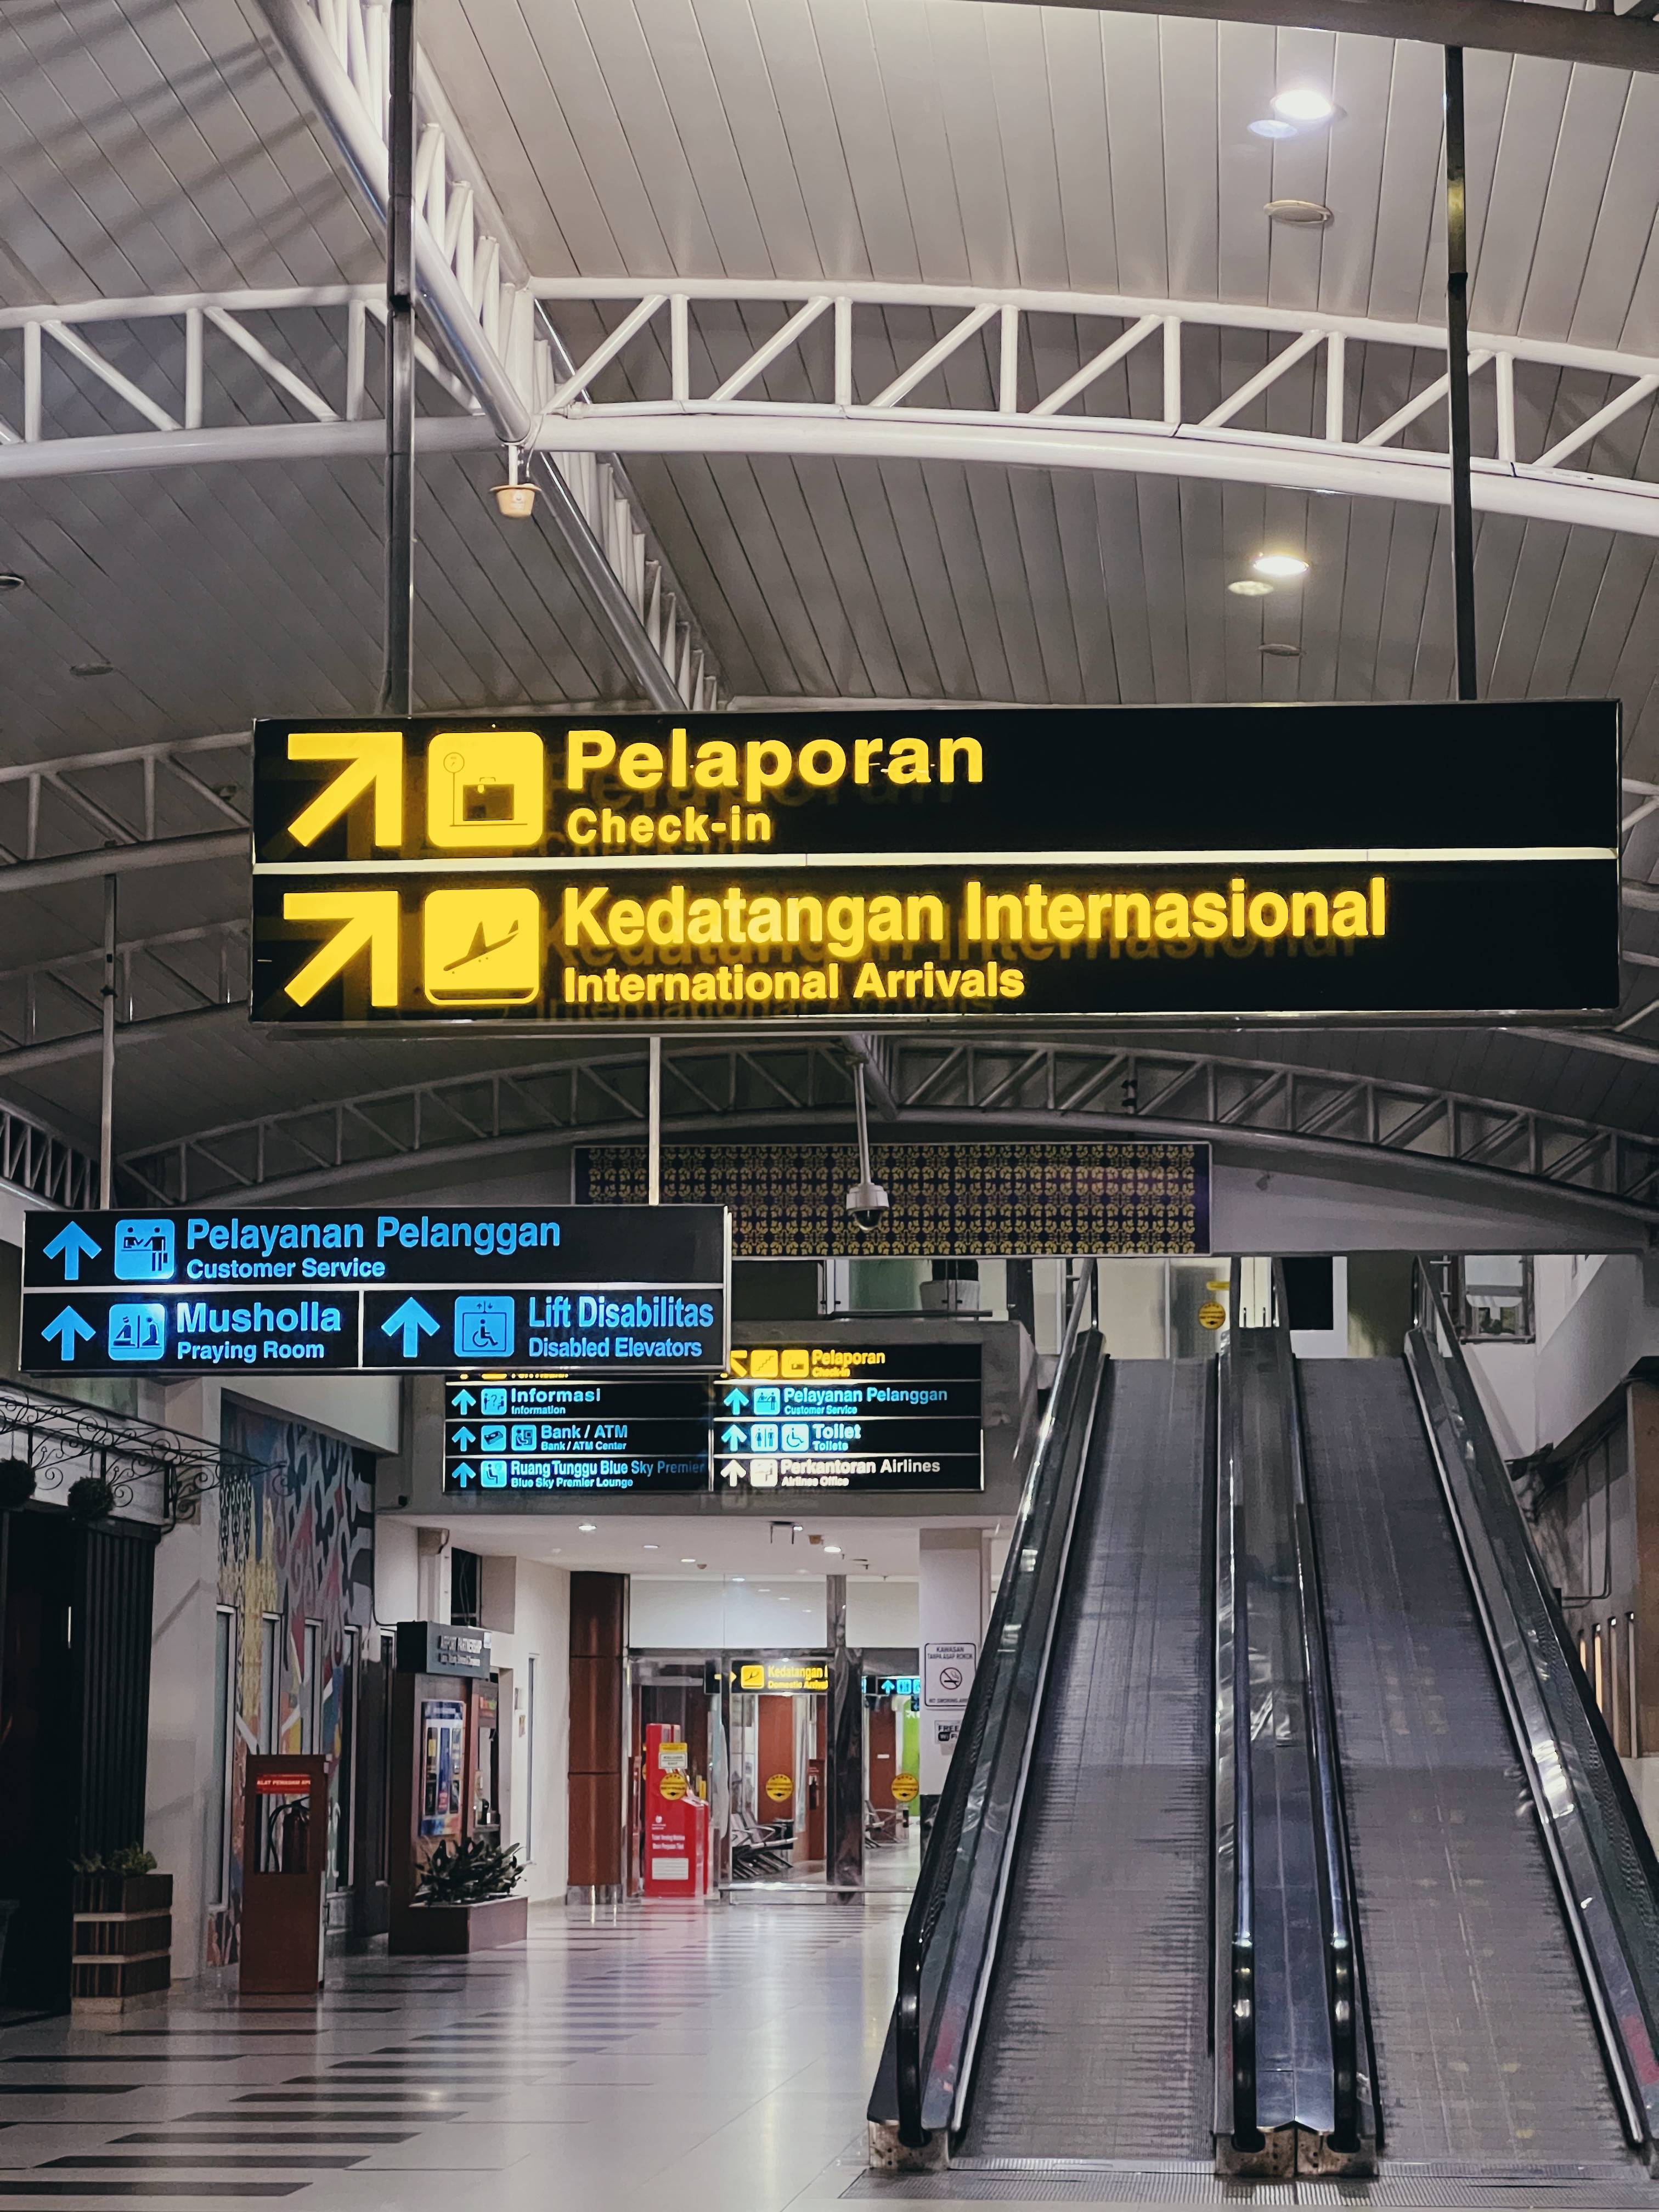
527, 278, 1659, 540
114, 1102, 1659, 1245
111, 1038, 1659, 1223
9, 280, 1659, 541
977, 0, 1659, 78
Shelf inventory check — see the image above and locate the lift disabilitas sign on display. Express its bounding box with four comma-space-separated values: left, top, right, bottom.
249, 703, 1620, 1028
19, 1205, 730, 1377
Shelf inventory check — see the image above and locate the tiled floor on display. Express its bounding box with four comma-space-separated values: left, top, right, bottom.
0, 1894, 905, 2211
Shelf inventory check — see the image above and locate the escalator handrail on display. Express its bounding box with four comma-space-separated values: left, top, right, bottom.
1408, 1257, 1659, 2155
1215, 1286, 1257, 2148
887, 1259, 1102, 2149
1271, 1260, 1374, 2160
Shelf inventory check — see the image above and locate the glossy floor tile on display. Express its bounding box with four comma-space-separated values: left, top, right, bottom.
0, 1892, 906, 2210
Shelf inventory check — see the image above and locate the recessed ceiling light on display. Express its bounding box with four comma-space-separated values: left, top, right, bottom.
1260, 641, 1303, 658
0, 575, 24, 591
1265, 199, 1334, 227
732, 1576, 744, 1583
1229, 578, 1274, 597
1253, 552, 1310, 580
642, 1543, 658, 1550
1272, 87, 1338, 123
825, 1545, 843, 1555
70, 662, 113, 678
1249, 119, 1297, 140
548, 1549, 562, 1556
758, 1587, 770, 1592
578, 1521, 597, 1532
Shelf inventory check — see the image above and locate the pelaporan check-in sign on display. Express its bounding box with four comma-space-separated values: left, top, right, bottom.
249, 703, 1621, 1027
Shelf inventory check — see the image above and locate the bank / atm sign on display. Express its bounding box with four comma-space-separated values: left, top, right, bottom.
19, 1205, 729, 1376
249, 703, 1620, 1028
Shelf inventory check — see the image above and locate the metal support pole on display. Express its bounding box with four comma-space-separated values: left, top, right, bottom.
99, 874, 116, 1207
1444, 47, 1478, 701
826, 1574, 864, 1893
647, 1036, 662, 1205
379, 0, 415, 716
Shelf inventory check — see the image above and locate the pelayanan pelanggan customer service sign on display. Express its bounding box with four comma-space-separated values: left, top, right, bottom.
250, 703, 1618, 1025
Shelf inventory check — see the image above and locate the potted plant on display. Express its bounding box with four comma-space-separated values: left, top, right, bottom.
70, 1846, 172, 2020
400, 1834, 527, 1954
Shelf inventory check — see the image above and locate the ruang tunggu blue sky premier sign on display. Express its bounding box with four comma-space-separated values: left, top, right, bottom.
19, 1205, 730, 1378
249, 701, 1621, 1029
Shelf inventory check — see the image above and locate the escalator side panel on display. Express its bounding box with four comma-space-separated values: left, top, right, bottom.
1301, 1361, 1630, 2166
960, 1361, 1212, 2161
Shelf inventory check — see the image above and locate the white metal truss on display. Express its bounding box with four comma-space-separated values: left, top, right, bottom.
0, 919, 247, 1061
249, 0, 718, 710
112, 1037, 1659, 1224
0, 1097, 95, 1207
8, 276, 1659, 548
520, 277, 1659, 540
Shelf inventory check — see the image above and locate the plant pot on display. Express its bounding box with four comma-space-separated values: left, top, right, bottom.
72, 1872, 172, 2021
390, 1894, 527, 1955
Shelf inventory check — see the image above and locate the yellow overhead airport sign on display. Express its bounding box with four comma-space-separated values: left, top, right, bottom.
251, 707, 1619, 1028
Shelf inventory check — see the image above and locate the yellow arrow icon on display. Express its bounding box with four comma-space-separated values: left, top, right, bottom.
283, 892, 401, 1007
285, 730, 404, 847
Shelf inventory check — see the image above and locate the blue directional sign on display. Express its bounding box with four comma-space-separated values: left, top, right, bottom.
21, 1204, 730, 1378
441, 1373, 712, 1496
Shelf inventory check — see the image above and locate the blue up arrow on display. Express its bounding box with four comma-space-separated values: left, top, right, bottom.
42, 1306, 97, 1360
43, 1223, 100, 1281
382, 1297, 440, 1358
451, 1389, 476, 1413
451, 1463, 477, 1487
451, 1426, 475, 1451
722, 1387, 749, 1413
719, 1424, 748, 1450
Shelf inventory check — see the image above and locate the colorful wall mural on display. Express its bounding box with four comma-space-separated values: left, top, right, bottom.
209, 1398, 374, 1965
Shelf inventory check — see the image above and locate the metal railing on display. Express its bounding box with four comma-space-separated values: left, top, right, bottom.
1408, 1257, 1659, 2160
1274, 1261, 1374, 2164
1213, 1290, 1258, 2154
879, 1257, 1102, 2151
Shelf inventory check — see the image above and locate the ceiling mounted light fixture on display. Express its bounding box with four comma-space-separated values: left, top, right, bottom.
681, 1556, 696, 1564
1252, 552, 1311, 580
1272, 87, 1338, 123
578, 1521, 597, 1532
0, 574, 24, 592
1229, 578, 1274, 597
492, 442, 537, 520
1249, 119, 1297, 140
1260, 642, 1304, 658
1266, 199, 1334, 227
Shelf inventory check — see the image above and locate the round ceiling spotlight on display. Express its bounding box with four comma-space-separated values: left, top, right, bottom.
1249, 119, 1297, 140
1271, 87, 1339, 123
1266, 199, 1334, 227
578, 1520, 597, 1532
1252, 552, 1311, 580
0, 574, 24, 592
1228, 578, 1274, 597
1259, 641, 1304, 658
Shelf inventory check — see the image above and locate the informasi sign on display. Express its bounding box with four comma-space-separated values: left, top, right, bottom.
248, 703, 1618, 1030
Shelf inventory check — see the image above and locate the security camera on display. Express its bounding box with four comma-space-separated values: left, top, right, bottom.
845, 1177, 890, 1233
845, 1056, 889, 1232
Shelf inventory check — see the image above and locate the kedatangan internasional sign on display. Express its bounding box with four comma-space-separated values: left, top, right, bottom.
19, 1205, 729, 1378
248, 702, 1620, 1028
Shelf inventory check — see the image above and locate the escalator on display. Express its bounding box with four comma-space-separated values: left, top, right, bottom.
868, 1256, 1659, 2189
958, 1358, 1213, 2162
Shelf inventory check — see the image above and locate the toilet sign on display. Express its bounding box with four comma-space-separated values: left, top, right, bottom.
924, 1641, 977, 1709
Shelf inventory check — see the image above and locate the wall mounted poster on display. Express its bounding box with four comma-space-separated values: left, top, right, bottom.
420, 1699, 465, 1839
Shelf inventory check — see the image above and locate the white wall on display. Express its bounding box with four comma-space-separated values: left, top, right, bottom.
375, 1519, 420, 1626
847, 1579, 919, 1648
628, 1575, 918, 1651
480, 1562, 570, 1901
1466, 1255, 1659, 1460
144, 1492, 223, 1981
